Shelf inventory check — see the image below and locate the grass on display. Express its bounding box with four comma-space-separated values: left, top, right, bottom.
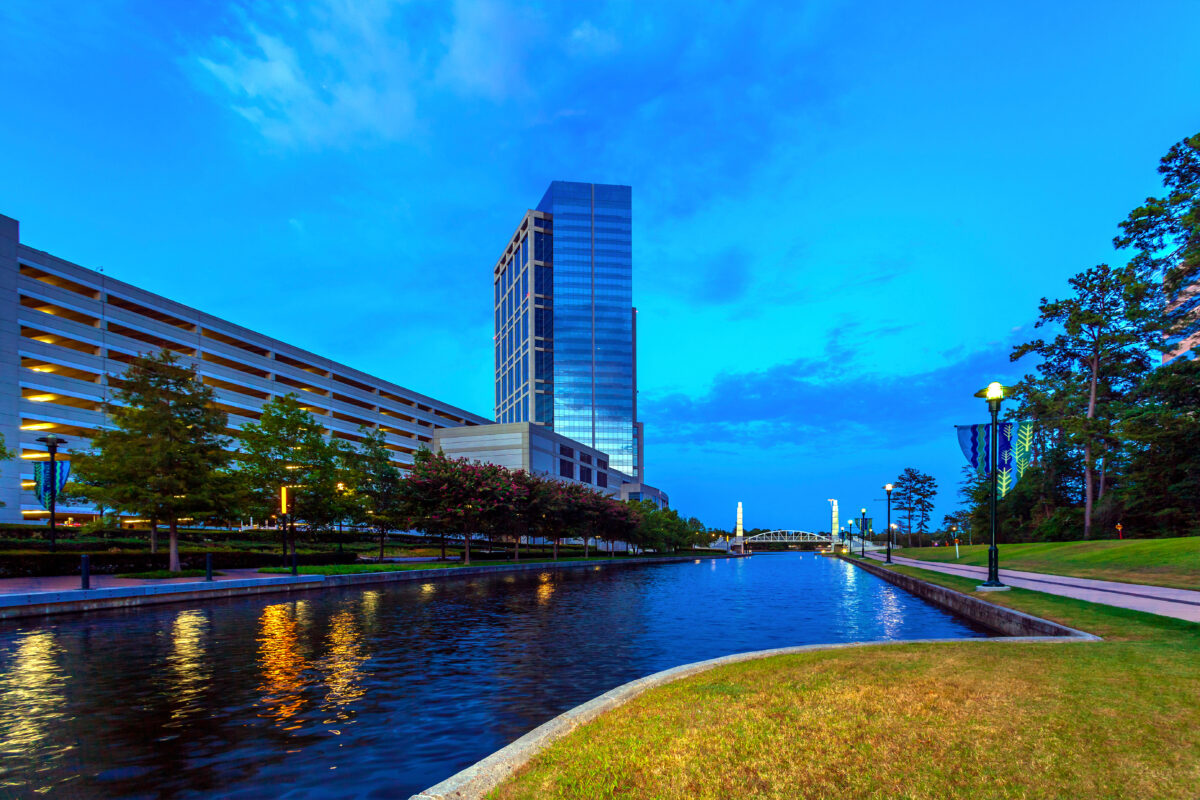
115, 569, 215, 579
491, 561, 1200, 800
257, 553, 689, 576
896, 536, 1200, 590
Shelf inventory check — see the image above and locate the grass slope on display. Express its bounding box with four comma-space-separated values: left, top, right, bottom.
896, 536, 1200, 590
492, 561, 1200, 800
258, 555, 681, 576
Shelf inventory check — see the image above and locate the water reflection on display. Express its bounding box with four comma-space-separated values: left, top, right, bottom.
256, 603, 308, 727
0, 552, 988, 798
0, 631, 68, 765
319, 609, 369, 727
165, 610, 211, 726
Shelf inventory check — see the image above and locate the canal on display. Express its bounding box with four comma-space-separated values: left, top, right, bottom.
0, 553, 989, 797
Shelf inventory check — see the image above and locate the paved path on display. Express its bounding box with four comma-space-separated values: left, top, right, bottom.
868, 553, 1200, 623
0, 568, 272, 595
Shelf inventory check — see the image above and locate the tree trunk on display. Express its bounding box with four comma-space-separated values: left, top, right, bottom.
440, 532, 447, 561
1083, 350, 1099, 540
513, 535, 520, 562
150, 518, 158, 554
609, 539, 614, 558
553, 538, 558, 560
379, 528, 385, 561
168, 517, 180, 573
463, 533, 471, 566
584, 536, 590, 559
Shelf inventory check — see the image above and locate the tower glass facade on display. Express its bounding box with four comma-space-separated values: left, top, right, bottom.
493, 181, 639, 478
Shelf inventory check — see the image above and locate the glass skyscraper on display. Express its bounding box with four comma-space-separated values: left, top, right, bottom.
493, 181, 641, 479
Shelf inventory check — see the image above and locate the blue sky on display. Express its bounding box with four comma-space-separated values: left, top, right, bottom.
2, 1, 1198, 532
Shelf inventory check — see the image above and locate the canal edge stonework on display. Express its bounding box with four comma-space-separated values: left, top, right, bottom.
411, 563, 1100, 800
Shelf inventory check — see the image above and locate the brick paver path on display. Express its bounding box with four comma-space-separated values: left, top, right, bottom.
868, 552, 1200, 623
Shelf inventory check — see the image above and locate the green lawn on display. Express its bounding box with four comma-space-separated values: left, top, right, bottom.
115, 569, 214, 579
895, 536, 1200, 590
492, 561, 1200, 800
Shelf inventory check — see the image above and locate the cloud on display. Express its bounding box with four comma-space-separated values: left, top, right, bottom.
568, 20, 619, 56
193, 0, 421, 147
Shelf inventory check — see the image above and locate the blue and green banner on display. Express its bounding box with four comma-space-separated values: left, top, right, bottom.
33, 461, 71, 509
956, 421, 1032, 498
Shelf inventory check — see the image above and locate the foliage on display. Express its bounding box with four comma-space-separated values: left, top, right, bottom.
891, 467, 937, 542
69, 351, 231, 571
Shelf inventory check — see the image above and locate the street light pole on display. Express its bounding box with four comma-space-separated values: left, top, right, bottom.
860, 507, 867, 557
36, 434, 62, 553
884, 484, 893, 564
976, 381, 1007, 589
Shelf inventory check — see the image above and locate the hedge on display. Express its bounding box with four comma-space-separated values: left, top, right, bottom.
0, 550, 359, 578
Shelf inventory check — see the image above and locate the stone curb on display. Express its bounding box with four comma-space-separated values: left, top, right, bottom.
0, 554, 738, 621
409, 633, 1097, 800
411, 558, 1101, 800
840, 555, 1102, 639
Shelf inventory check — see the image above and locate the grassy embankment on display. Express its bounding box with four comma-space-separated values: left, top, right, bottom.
491, 559, 1200, 800
896, 536, 1200, 590
258, 553, 700, 576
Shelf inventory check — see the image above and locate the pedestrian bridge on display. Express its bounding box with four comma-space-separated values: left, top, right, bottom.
744, 530, 887, 551
745, 530, 835, 544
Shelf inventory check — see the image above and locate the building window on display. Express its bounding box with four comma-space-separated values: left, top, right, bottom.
559, 459, 574, 479
580, 466, 592, 484
579, 453, 592, 465
598, 458, 608, 471
597, 472, 608, 488
559, 444, 573, 458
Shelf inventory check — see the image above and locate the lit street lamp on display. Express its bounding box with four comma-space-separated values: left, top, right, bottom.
860, 507, 867, 557
884, 483, 894, 563
974, 381, 1009, 589
35, 434, 64, 553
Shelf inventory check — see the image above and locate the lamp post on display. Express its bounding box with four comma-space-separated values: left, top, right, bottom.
951, 524, 959, 559
35, 434, 63, 553
884, 484, 893, 563
860, 508, 867, 557
974, 381, 1008, 589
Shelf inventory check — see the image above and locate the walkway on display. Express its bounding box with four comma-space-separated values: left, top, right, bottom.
868, 553, 1200, 623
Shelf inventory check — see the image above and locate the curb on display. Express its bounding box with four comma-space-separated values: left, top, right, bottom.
409, 634, 1096, 800
0, 554, 739, 621
839, 555, 1101, 639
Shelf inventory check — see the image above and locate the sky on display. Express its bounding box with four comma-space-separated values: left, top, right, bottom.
1, 0, 1198, 532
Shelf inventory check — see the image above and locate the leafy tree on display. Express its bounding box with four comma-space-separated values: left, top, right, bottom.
236, 394, 339, 565
1116, 357, 1200, 536
71, 351, 230, 571
891, 468, 936, 544
348, 428, 405, 560
1115, 131, 1200, 354
1012, 263, 1160, 538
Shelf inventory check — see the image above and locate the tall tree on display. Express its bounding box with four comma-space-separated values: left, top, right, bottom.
1115, 131, 1200, 355
72, 351, 230, 571
1012, 263, 1160, 538
236, 394, 337, 565
348, 428, 405, 561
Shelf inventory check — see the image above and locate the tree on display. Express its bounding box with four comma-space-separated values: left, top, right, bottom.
1012, 263, 1160, 539
1116, 357, 1200, 536
236, 394, 339, 566
348, 428, 405, 561
1115, 131, 1200, 355
71, 351, 230, 571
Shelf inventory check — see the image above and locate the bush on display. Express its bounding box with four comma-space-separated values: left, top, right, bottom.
0, 550, 359, 578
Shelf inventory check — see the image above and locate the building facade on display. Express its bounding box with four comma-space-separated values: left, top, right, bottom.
0, 213, 490, 525
492, 181, 642, 479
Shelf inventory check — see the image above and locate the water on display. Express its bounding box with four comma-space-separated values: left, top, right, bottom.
0, 553, 988, 798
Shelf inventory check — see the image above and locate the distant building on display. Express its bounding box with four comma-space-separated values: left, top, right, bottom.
0, 213, 490, 525
492, 181, 643, 480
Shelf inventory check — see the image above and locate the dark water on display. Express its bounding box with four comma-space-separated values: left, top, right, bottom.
0, 553, 988, 798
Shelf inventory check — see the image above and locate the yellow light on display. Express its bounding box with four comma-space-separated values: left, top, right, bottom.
26, 394, 55, 402
20, 423, 54, 431
30, 366, 55, 373
986, 382, 1004, 401
884, 483, 893, 491
21, 481, 35, 489
20, 453, 49, 459
21, 510, 49, 515
280, 486, 290, 514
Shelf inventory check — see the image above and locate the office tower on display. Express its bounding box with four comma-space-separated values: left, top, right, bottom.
493, 181, 642, 479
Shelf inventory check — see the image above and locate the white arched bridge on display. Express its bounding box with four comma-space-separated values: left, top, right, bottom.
743, 530, 886, 551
